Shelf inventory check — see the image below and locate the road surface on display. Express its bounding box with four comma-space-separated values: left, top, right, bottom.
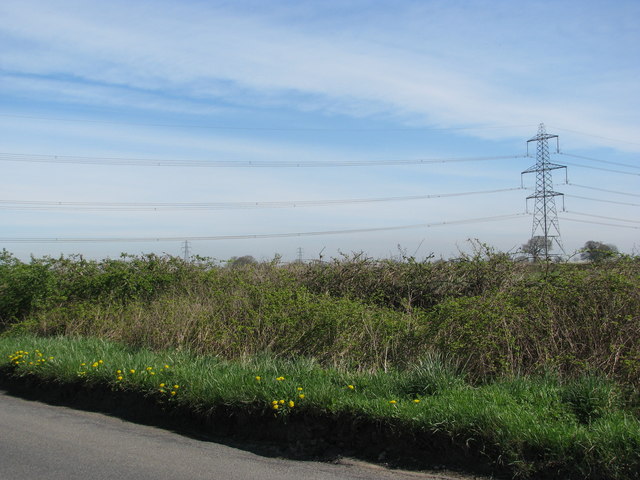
0, 390, 482, 480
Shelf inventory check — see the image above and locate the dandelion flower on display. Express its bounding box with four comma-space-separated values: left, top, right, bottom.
298, 394, 305, 400
389, 400, 397, 405
297, 387, 303, 391
98, 360, 104, 364
117, 376, 123, 381
288, 401, 295, 408
129, 369, 136, 374
279, 399, 285, 404
173, 385, 180, 389
276, 376, 285, 381
159, 383, 166, 388
170, 391, 176, 396
347, 385, 355, 390
255, 376, 261, 381
413, 399, 421, 403
116, 370, 122, 374
272, 400, 278, 405
164, 364, 170, 369
273, 404, 279, 410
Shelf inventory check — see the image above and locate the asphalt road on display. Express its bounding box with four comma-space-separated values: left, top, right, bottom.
0, 390, 477, 480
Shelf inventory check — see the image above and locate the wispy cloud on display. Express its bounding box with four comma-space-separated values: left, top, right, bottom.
2, 0, 638, 149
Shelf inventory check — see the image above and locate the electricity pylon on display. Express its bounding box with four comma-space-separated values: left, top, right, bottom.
181, 240, 191, 262
521, 123, 567, 260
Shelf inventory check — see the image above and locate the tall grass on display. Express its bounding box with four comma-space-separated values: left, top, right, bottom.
1, 335, 639, 479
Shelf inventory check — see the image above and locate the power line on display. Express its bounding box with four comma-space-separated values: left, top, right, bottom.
564, 211, 640, 224
0, 114, 535, 133
566, 183, 640, 198
560, 161, 640, 177
565, 194, 640, 208
560, 216, 640, 230
0, 213, 526, 243
559, 152, 639, 170
0, 187, 523, 212
0, 152, 526, 168
547, 126, 640, 147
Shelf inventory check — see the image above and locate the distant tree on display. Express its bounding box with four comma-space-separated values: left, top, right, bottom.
580, 241, 618, 262
227, 255, 258, 268
521, 236, 552, 261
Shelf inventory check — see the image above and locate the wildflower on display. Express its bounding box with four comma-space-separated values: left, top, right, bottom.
297, 387, 303, 391
173, 385, 180, 389
92, 362, 99, 368
149, 372, 155, 375
298, 394, 305, 400
129, 369, 136, 374
255, 376, 261, 381
146, 367, 153, 371
279, 399, 285, 404
116, 376, 123, 381
159, 383, 166, 388
159, 389, 165, 393
273, 404, 279, 410
164, 364, 170, 369
271, 400, 278, 405
389, 400, 397, 405
116, 370, 122, 374
170, 391, 176, 396
413, 399, 421, 403
347, 385, 355, 390
49, 357, 54, 360
288, 401, 295, 408
276, 376, 285, 381
80, 363, 86, 366
98, 360, 104, 364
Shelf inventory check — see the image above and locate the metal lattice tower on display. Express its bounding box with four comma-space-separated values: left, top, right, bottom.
181, 240, 191, 262
521, 123, 567, 260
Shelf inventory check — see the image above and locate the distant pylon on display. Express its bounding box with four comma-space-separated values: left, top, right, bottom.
181, 240, 191, 262
297, 247, 303, 263
521, 123, 567, 260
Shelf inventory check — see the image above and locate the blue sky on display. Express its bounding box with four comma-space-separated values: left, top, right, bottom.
1, 0, 638, 261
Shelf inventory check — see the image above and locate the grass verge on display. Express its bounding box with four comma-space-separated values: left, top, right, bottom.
1, 334, 639, 480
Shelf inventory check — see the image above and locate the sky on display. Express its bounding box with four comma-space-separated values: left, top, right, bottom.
1, 0, 638, 262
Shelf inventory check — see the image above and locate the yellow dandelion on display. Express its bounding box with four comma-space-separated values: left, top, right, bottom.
276, 376, 285, 381
297, 387, 303, 391
271, 400, 278, 405
255, 376, 261, 381
159, 383, 166, 388
273, 404, 279, 410
49, 357, 54, 360
347, 385, 355, 390
92, 362, 99, 368
149, 372, 156, 375
116, 370, 122, 374
299, 394, 305, 400
98, 360, 104, 364
413, 399, 421, 403
117, 376, 123, 381
146, 366, 153, 371
159, 389, 165, 393
279, 399, 285, 404
170, 391, 176, 396
129, 369, 136, 374
389, 400, 397, 405
173, 385, 180, 389
164, 364, 170, 369
288, 401, 295, 408
80, 363, 86, 366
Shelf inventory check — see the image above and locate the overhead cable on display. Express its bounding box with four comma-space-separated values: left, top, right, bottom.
0, 213, 527, 243
564, 194, 640, 208
559, 152, 639, 170
0, 152, 527, 168
0, 187, 523, 212
566, 183, 640, 198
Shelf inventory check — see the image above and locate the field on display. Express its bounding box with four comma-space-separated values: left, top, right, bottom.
1, 247, 639, 479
